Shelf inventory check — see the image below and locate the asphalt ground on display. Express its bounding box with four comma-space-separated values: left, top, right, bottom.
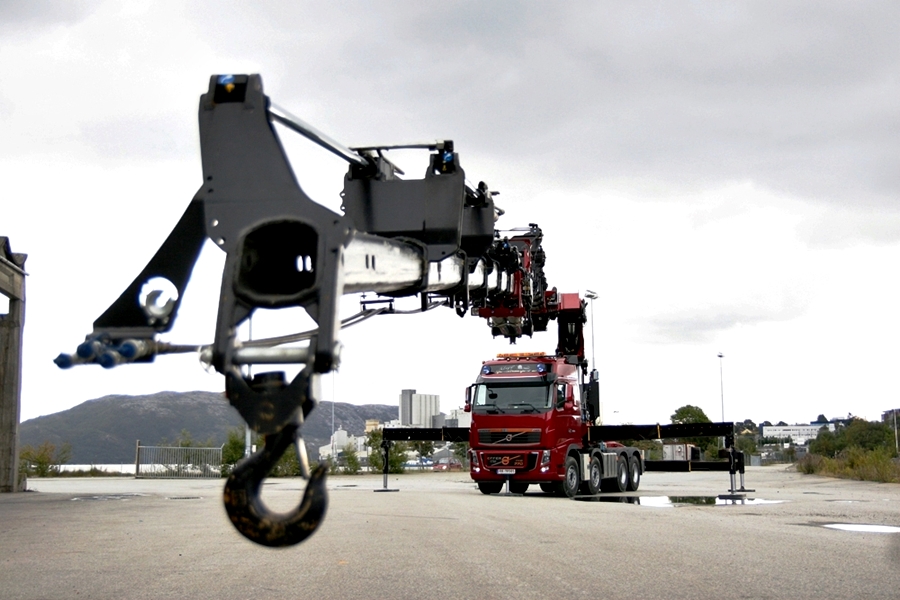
1, 466, 899, 599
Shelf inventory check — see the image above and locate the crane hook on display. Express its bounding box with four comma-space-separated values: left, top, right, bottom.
223, 422, 328, 547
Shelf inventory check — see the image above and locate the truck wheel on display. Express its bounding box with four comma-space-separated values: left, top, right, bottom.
509, 482, 529, 495
626, 455, 641, 491
587, 456, 603, 495
563, 456, 580, 498
478, 482, 503, 495
601, 454, 628, 493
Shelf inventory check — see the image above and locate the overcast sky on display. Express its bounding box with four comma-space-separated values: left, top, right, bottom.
3, 1, 899, 429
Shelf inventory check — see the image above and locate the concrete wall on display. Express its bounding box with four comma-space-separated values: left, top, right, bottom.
0, 239, 26, 493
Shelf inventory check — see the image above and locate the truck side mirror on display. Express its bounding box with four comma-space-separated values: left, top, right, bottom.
464, 385, 472, 412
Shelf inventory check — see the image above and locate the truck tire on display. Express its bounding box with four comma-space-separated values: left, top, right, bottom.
478, 482, 503, 495
563, 456, 580, 498
509, 482, 529, 495
626, 455, 641, 491
601, 454, 628, 493
586, 456, 603, 495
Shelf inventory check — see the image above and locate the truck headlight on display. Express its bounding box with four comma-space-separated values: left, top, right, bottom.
541, 450, 551, 466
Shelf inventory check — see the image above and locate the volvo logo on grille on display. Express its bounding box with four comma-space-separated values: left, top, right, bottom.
479, 429, 541, 445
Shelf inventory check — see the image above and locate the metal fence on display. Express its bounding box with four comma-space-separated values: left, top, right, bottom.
134, 441, 223, 479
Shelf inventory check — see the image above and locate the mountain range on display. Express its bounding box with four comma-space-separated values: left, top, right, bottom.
19, 391, 398, 464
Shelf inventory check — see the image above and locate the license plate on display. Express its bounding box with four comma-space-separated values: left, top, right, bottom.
497, 469, 516, 475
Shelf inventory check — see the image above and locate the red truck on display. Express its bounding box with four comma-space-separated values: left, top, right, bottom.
465, 350, 642, 497
382, 286, 745, 497
377, 230, 745, 497
383, 345, 744, 498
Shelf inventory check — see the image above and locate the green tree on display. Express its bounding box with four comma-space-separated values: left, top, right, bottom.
327, 454, 341, 475
735, 436, 757, 455
783, 445, 797, 463
222, 428, 316, 478
670, 405, 717, 452
342, 442, 361, 475
841, 419, 894, 453
451, 441, 470, 468
410, 440, 435, 466
621, 439, 663, 460
671, 405, 712, 425
221, 427, 249, 476
365, 429, 407, 473
158, 429, 216, 448
19, 441, 72, 477
809, 419, 895, 458
736, 419, 758, 433
809, 427, 838, 457
269, 446, 302, 477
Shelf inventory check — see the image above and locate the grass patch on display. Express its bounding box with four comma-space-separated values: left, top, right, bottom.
797, 446, 900, 483
63, 468, 130, 477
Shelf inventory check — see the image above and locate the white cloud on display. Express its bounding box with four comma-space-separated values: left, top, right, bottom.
5, 1, 900, 428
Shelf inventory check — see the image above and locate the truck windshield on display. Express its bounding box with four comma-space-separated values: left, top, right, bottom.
472, 382, 552, 414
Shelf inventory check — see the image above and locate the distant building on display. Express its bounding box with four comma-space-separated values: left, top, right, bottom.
429, 408, 472, 429
447, 408, 472, 428
760, 423, 835, 445
399, 389, 440, 428
318, 427, 368, 459
882, 409, 900, 424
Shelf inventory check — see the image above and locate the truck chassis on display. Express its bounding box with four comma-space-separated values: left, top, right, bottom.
382, 422, 749, 498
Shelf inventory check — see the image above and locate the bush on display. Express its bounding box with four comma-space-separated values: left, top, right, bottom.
365, 429, 407, 473
269, 446, 303, 477
809, 419, 896, 459
797, 453, 823, 474
221, 427, 249, 476
64, 467, 126, 477
19, 441, 72, 477
797, 445, 900, 483
342, 443, 361, 475
841, 446, 898, 482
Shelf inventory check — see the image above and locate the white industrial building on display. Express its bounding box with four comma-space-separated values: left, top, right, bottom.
760, 423, 835, 445
443, 408, 472, 428
318, 427, 368, 460
399, 389, 441, 428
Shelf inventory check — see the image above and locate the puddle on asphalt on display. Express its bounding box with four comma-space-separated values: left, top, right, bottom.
823, 524, 900, 533
166, 496, 202, 500
71, 494, 146, 501
572, 495, 784, 507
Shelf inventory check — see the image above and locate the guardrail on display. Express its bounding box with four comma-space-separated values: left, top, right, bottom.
134, 441, 223, 479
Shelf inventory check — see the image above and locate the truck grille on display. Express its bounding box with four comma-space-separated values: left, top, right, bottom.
478, 429, 541, 445
481, 452, 539, 471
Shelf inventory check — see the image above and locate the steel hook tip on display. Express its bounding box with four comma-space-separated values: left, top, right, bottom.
223, 424, 328, 547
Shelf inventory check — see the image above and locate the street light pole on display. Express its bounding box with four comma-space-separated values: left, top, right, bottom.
718, 352, 725, 421
584, 290, 598, 370
893, 408, 898, 455
718, 352, 725, 449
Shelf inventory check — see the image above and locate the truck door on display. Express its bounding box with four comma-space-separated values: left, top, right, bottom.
555, 382, 580, 449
